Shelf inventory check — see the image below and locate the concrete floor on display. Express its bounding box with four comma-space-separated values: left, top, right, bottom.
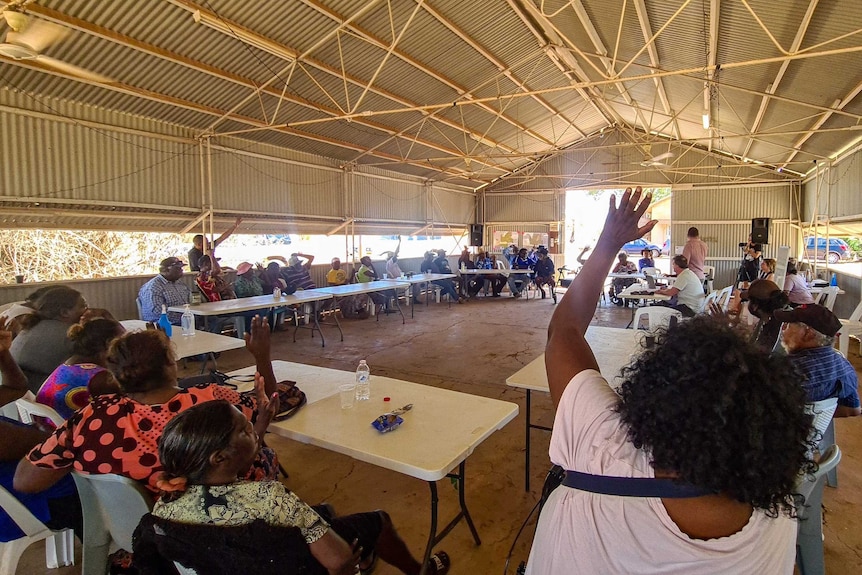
16, 291, 862, 574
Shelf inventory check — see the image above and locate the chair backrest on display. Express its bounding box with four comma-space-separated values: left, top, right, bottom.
805, 397, 838, 446
16, 397, 64, 427
135, 297, 144, 321
642, 267, 659, 277
633, 306, 683, 332
815, 286, 839, 311
847, 299, 862, 322
73, 472, 154, 553
703, 291, 719, 310
797, 444, 841, 516
715, 286, 734, 312
795, 444, 841, 575
0, 484, 52, 538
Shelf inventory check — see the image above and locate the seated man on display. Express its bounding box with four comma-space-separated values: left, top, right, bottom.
654, 255, 705, 317
507, 248, 532, 298
609, 252, 638, 303
281, 253, 316, 291
138, 257, 190, 324
533, 248, 557, 303
776, 304, 860, 417
420, 252, 462, 303
357, 256, 392, 312
326, 257, 350, 286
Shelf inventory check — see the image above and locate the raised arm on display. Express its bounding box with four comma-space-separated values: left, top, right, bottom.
576, 246, 590, 266
214, 217, 243, 247
243, 316, 277, 398
545, 188, 655, 407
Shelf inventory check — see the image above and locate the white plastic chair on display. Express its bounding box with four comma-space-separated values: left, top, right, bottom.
702, 291, 719, 311
815, 286, 839, 311
819, 417, 838, 488
72, 473, 154, 575
0, 485, 75, 575
16, 397, 64, 427
632, 306, 683, 332
715, 286, 734, 312
837, 299, 862, 357
795, 445, 842, 575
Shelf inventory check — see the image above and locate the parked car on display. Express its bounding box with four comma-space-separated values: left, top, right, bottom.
804, 237, 852, 264
621, 238, 662, 257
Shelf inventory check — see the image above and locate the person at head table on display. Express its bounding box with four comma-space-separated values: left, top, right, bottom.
529, 186, 817, 574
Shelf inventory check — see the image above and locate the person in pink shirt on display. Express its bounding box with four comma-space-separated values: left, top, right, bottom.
682, 226, 708, 281
528, 187, 816, 575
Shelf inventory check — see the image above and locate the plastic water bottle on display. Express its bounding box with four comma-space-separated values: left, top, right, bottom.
181, 304, 195, 336
273, 287, 281, 299
830, 273, 838, 286
157, 304, 173, 337
355, 360, 371, 401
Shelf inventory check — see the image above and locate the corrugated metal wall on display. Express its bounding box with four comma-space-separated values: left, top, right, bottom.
671, 183, 800, 288
802, 149, 862, 228
482, 191, 563, 223
0, 94, 474, 234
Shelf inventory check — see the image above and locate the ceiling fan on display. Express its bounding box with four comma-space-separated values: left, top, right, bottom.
635, 151, 674, 169
0, 9, 111, 83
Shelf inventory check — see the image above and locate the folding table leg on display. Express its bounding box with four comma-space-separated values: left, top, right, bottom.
421, 462, 481, 575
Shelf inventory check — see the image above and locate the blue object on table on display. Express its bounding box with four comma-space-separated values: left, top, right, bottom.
157, 305, 173, 337
830, 273, 838, 286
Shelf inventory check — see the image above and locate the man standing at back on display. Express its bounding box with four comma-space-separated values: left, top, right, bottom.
188, 217, 242, 271
682, 226, 708, 281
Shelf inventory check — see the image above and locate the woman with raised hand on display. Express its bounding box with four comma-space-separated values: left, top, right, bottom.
529, 187, 815, 574
15, 316, 280, 495
134, 400, 450, 575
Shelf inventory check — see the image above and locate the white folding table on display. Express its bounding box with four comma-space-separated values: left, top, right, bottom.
171, 291, 338, 347
505, 326, 643, 491
312, 281, 410, 324
379, 273, 457, 316
229, 360, 518, 574
120, 319, 246, 372
617, 285, 672, 327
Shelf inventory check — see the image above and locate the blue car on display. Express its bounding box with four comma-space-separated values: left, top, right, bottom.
621, 238, 662, 258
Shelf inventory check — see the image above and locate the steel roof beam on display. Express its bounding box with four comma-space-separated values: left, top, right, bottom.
742, 0, 819, 159
631, 0, 679, 139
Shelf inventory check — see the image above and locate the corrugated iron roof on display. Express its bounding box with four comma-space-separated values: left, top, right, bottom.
0, 0, 860, 193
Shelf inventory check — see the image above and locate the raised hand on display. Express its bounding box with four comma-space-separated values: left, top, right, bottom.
0, 317, 12, 353
243, 315, 271, 360
597, 187, 657, 251
252, 372, 279, 436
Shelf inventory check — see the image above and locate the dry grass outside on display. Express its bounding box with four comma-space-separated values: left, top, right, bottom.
0, 229, 186, 284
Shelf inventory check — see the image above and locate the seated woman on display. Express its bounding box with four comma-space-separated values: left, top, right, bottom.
529, 188, 816, 574
10, 285, 88, 394
0, 317, 82, 543
759, 258, 776, 282
36, 318, 125, 420
783, 261, 815, 306
138, 400, 449, 575
14, 316, 281, 495
637, 248, 654, 271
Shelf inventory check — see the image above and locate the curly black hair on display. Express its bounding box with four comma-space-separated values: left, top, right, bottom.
617, 315, 816, 517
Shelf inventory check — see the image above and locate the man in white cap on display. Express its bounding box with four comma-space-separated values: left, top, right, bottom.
282, 252, 316, 291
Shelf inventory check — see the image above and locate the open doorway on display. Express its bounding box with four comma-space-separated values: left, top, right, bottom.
563, 188, 672, 275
